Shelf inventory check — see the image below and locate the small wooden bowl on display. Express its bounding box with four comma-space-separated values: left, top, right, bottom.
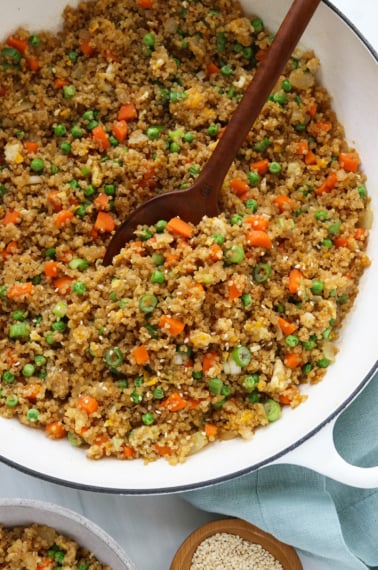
170, 518, 302, 569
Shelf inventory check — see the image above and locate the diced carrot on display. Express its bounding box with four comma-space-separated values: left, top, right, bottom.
54, 209, 74, 227
102, 50, 120, 62
47, 190, 63, 212
122, 445, 136, 459
250, 158, 269, 175
202, 351, 218, 373
137, 0, 154, 7
246, 230, 272, 249
26, 55, 40, 72
94, 211, 116, 233
166, 217, 194, 238
273, 194, 292, 212
154, 443, 172, 456
112, 119, 128, 143
118, 103, 138, 121
54, 78, 69, 89
296, 140, 308, 155
316, 171, 337, 195
92, 124, 110, 151
354, 228, 366, 241
204, 423, 218, 438
333, 236, 349, 248
245, 215, 269, 231
288, 268, 304, 294
133, 345, 150, 365
187, 397, 201, 409
44, 260, 59, 278
45, 421, 67, 440
228, 282, 243, 300
7, 348, 16, 364
161, 391, 187, 412
7, 282, 33, 299
93, 193, 111, 211
159, 315, 185, 336
304, 150, 317, 165
284, 352, 302, 369
339, 152, 359, 173
77, 394, 99, 414
80, 37, 96, 57
2, 210, 21, 225
277, 317, 298, 336
2, 241, 19, 260
279, 393, 293, 405
307, 103, 317, 118
53, 276, 73, 296
206, 61, 220, 77
210, 243, 223, 262
313, 121, 332, 132
57, 249, 74, 263
0, 85, 7, 96
24, 141, 38, 153
6, 36, 27, 55
230, 178, 249, 198
164, 252, 180, 268
36, 557, 54, 570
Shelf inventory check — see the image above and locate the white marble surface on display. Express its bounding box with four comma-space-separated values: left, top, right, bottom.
0, 2, 377, 569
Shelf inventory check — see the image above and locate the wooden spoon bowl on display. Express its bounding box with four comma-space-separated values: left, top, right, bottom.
170, 518, 303, 570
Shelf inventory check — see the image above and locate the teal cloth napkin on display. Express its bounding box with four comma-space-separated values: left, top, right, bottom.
182, 371, 378, 569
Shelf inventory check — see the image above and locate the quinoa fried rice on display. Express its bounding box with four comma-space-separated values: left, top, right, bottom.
0, 0, 370, 463
0, 523, 110, 569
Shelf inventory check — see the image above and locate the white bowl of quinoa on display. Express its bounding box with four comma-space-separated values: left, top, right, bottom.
0, 498, 137, 569
0, 0, 377, 492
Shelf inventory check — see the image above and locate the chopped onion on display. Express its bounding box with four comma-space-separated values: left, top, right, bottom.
223, 358, 242, 375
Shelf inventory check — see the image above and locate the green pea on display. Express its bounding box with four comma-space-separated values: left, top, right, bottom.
302, 363, 314, 374
84, 184, 96, 198
52, 301, 68, 318
242, 374, 259, 392
60, 142, 72, 154
146, 126, 163, 140
5, 395, 18, 407
143, 33, 155, 48
67, 51, 78, 62
317, 357, 331, 368
221, 65, 233, 76
34, 354, 47, 367
281, 79, 292, 92
254, 137, 271, 152
51, 320, 66, 332
71, 125, 84, 138
285, 335, 299, 347
69, 258, 89, 271
169, 142, 181, 153
212, 233, 225, 245
2, 371, 15, 384
12, 310, 26, 321
155, 220, 167, 233
272, 92, 287, 105
245, 198, 258, 212
104, 184, 116, 196
183, 132, 194, 143
54, 124, 67, 136
63, 85, 76, 99
139, 227, 153, 241
189, 165, 201, 176
231, 214, 243, 226
192, 371, 203, 380
142, 412, 155, 425
26, 408, 39, 422
321, 238, 333, 248
30, 158, 44, 173
45, 247, 56, 259
207, 124, 220, 137
357, 185, 367, 198
22, 364, 35, 377
311, 279, 324, 294
153, 387, 165, 399
28, 35, 40, 47
151, 270, 165, 284
251, 17, 264, 32
247, 170, 260, 185
269, 161, 282, 174
241, 294, 253, 307
152, 253, 165, 266
328, 221, 342, 235
315, 210, 328, 221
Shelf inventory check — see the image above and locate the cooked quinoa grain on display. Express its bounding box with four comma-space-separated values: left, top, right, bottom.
0, 0, 370, 463
190, 532, 283, 570
0, 523, 110, 569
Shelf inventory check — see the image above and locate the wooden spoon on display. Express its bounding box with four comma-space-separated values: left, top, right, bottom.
103, 0, 320, 265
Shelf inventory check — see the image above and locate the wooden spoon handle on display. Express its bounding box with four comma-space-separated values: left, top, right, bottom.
195, 0, 321, 194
